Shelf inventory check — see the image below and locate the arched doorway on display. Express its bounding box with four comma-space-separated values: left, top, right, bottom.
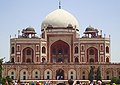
51, 40, 70, 63
22, 47, 34, 63
56, 69, 64, 80
87, 47, 98, 63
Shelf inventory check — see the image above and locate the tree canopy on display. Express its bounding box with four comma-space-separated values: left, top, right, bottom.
0, 58, 4, 83
88, 66, 94, 83
96, 66, 101, 81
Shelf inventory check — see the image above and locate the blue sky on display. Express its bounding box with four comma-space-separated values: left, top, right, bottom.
0, 0, 120, 62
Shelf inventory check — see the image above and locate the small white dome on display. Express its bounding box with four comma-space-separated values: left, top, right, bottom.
41, 9, 79, 30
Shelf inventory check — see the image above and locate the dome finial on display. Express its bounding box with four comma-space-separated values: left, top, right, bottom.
59, 0, 61, 9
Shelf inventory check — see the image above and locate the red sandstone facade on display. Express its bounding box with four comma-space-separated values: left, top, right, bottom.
2, 8, 120, 80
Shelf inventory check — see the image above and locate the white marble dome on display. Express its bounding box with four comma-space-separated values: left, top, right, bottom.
41, 9, 79, 30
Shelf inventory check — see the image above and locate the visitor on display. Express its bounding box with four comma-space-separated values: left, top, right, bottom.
14, 81, 17, 85
9, 82, 13, 85
90, 81, 93, 85
43, 81, 47, 85
31, 81, 34, 85
36, 81, 39, 85
4, 80, 8, 85
97, 80, 102, 85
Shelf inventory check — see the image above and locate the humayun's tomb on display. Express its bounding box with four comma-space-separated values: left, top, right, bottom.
2, 5, 120, 81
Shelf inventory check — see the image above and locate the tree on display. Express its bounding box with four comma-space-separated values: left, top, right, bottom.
88, 66, 94, 83
116, 78, 120, 84
6, 76, 12, 84
96, 66, 101, 81
68, 79, 74, 85
111, 77, 120, 84
0, 58, 3, 83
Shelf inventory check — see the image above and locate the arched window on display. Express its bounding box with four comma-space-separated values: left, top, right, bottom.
106, 71, 109, 74
71, 71, 73, 74
107, 76, 109, 80
23, 72, 26, 74
36, 46, 39, 51
82, 76, 85, 80
35, 71, 38, 74
82, 71, 85, 74
47, 71, 49, 74
106, 71, 110, 80
11, 72, 14, 79
82, 57, 84, 62
101, 45, 103, 51
47, 71, 50, 79
81, 46, 84, 51
11, 58, 14, 63
27, 49, 31, 55
11, 47, 14, 54
36, 57, 39, 62
71, 76, 73, 79
106, 57, 109, 62
101, 56, 103, 62
75, 57, 79, 63
32, 70, 40, 79
11, 72, 14, 75
42, 47, 46, 53
89, 49, 94, 55
17, 46, 20, 51
106, 46, 109, 53
75, 46, 78, 53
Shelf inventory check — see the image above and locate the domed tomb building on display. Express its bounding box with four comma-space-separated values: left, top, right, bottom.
2, 8, 120, 81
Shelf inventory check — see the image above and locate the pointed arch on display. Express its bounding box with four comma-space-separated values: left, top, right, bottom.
8, 69, 16, 80
105, 69, 112, 80
87, 47, 98, 63
68, 69, 76, 80
44, 69, 52, 80
51, 40, 70, 63
22, 47, 34, 63
32, 69, 40, 79
11, 47, 14, 54
75, 57, 79, 63
20, 69, 28, 80
42, 47, 46, 53
75, 46, 78, 54
106, 46, 109, 53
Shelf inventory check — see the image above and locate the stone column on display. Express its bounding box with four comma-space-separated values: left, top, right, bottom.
52, 69, 56, 80
76, 68, 79, 79
28, 68, 32, 79
41, 69, 44, 80
64, 69, 68, 80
